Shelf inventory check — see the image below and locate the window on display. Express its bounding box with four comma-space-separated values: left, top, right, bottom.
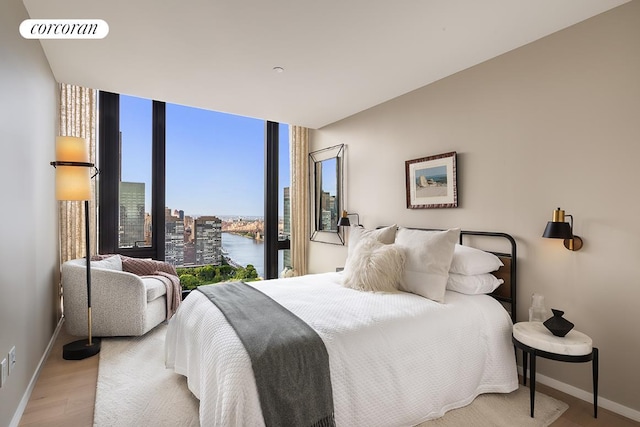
98, 92, 289, 279
119, 96, 153, 249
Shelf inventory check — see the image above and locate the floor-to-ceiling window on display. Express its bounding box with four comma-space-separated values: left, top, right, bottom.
98, 92, 289, 279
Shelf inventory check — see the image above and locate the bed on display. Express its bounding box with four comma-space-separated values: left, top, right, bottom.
165, 229, 519, 426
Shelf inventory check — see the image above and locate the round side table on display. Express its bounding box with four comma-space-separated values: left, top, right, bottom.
512, 321, 599, 418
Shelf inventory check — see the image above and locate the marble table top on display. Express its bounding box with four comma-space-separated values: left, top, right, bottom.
513, 321, 593, 356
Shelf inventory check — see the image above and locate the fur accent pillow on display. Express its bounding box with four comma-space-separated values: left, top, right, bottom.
342, 238, 405, 293
347, 224, 397, 258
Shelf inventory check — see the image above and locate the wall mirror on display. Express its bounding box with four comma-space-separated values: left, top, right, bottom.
309, 144, 344, 245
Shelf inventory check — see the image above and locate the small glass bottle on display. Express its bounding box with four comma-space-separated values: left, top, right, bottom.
529, 293, 548, 322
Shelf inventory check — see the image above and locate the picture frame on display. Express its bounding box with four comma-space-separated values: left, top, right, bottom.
405, 151, 457, 209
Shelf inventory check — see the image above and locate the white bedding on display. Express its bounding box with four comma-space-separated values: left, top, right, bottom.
165, 272, 518, 426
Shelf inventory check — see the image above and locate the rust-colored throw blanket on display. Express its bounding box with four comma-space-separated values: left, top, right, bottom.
92, 254, 181, 319
143, 271, 181, 319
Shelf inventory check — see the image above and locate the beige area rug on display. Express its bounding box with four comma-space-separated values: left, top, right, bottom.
93, 324, 199, 426
94, 324, 567, 427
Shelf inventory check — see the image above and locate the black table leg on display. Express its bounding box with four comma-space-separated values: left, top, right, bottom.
523, 350, 528, 386
530, 351, 536, 418
593, 347, 599, 418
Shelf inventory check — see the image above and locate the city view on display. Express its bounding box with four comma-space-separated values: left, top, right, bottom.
118, 181, 291, 279
118, 94, 292, 280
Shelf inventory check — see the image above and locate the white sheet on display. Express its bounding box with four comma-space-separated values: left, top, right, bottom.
165, 272, 518, 426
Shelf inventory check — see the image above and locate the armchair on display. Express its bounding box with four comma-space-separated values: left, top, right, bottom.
62, 256, 178, 337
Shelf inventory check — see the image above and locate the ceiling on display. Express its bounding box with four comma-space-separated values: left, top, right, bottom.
23, 0, 628, 129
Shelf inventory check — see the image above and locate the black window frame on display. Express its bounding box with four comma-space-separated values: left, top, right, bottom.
98, 91, 288, 279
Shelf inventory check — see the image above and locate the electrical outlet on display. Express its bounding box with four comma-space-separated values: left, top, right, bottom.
8, 347, 16, 375
0, 358, 6, 388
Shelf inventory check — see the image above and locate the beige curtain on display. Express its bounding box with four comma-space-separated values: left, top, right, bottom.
289, 126, 310, 276
58, 84, 98, 262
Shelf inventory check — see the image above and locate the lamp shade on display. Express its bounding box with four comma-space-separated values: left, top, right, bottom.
337, 216, 351, 227
542, 221, 572, 239
54, 136, 91, 201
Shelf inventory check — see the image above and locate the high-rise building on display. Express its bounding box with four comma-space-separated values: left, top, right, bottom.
119, 182, 145, 248
194, 216, 222, 266
283, 187, 291, 269
165, 209, 185, 266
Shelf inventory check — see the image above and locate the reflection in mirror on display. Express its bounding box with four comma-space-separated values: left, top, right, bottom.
309, 144, 344, 244
317, 157, 338, 232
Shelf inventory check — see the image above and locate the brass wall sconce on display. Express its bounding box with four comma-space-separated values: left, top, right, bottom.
337, 210, 362, 228
542, 207, 583, 251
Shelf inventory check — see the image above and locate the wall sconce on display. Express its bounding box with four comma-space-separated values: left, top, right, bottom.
51, 136, 101, 360
542, 207, 583, 251
337, 210, 362, 228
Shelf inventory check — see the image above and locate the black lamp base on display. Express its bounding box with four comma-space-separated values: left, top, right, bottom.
62, 338, 101, 360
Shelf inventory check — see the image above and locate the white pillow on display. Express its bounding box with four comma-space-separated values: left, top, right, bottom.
449, 244, 503, 275
446, 273, 503, 295
342, 239, 405, 293
347, 224, 397, 258
395, 227, 460, 303
90, 255, 122, 271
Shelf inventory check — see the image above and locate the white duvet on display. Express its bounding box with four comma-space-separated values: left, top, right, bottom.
165, 272, 518, 427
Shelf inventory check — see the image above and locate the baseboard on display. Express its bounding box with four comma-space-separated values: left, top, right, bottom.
518, 365, 640, 422
9, 318, 64, 427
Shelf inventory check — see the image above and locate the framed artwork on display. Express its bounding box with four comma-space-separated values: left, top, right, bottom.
405, 151, 457, 209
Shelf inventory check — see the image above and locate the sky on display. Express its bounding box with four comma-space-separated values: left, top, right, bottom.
119, 94, 290, 218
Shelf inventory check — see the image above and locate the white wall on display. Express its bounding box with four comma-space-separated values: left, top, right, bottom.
0, 1, 59, 425
310, 1, 640, 416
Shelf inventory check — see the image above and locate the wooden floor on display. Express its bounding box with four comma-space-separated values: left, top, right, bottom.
19, 328, 640, 427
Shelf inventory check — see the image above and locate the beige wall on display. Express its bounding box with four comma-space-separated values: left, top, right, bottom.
310, 1, 640, 417
0, 0, 59, 425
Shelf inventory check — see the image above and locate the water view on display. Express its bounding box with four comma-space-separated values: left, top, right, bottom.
221, 232, 284, 278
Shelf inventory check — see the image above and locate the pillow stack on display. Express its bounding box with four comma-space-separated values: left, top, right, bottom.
341, 226, 505, 301
447, 244, 504, 295
342, 225, 463, 302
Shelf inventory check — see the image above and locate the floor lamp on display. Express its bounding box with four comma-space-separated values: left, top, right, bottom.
51, 136, 101, 360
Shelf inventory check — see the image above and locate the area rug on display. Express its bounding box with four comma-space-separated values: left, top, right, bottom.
94, 324, 567, 427
93, 324, 199, 426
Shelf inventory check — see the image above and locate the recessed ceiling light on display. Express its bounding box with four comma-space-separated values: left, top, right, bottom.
273, 66, 284, 73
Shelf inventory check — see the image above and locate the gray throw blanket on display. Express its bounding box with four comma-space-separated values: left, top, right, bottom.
197, 281, 335, 427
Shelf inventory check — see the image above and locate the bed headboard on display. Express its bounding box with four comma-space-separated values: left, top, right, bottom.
405, 228, 517, 323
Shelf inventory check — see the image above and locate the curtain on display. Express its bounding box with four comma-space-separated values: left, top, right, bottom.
58, 84, 98, 263
289, 126, 310, 276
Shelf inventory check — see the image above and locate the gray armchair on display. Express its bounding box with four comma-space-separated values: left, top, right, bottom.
62, 257, 172, 337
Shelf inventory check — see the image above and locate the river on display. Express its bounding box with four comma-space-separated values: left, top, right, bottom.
221, 232, 283, 278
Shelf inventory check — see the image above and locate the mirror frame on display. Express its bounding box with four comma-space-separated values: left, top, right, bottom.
309, 144, 345, 245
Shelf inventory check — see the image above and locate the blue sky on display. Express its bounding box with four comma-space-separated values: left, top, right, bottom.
119, 94, 290, 218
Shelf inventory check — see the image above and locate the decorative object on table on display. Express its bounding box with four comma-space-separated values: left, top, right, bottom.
543, 309, 575, 337
528, 293, 548, 322
51, 136, 101, 360
337, 210, 362, 228
542, 207, 583, 251
405, 151, 457, 209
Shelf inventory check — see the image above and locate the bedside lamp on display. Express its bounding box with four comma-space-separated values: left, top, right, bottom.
542, 207, 583, 251
337, 210, 362, 228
